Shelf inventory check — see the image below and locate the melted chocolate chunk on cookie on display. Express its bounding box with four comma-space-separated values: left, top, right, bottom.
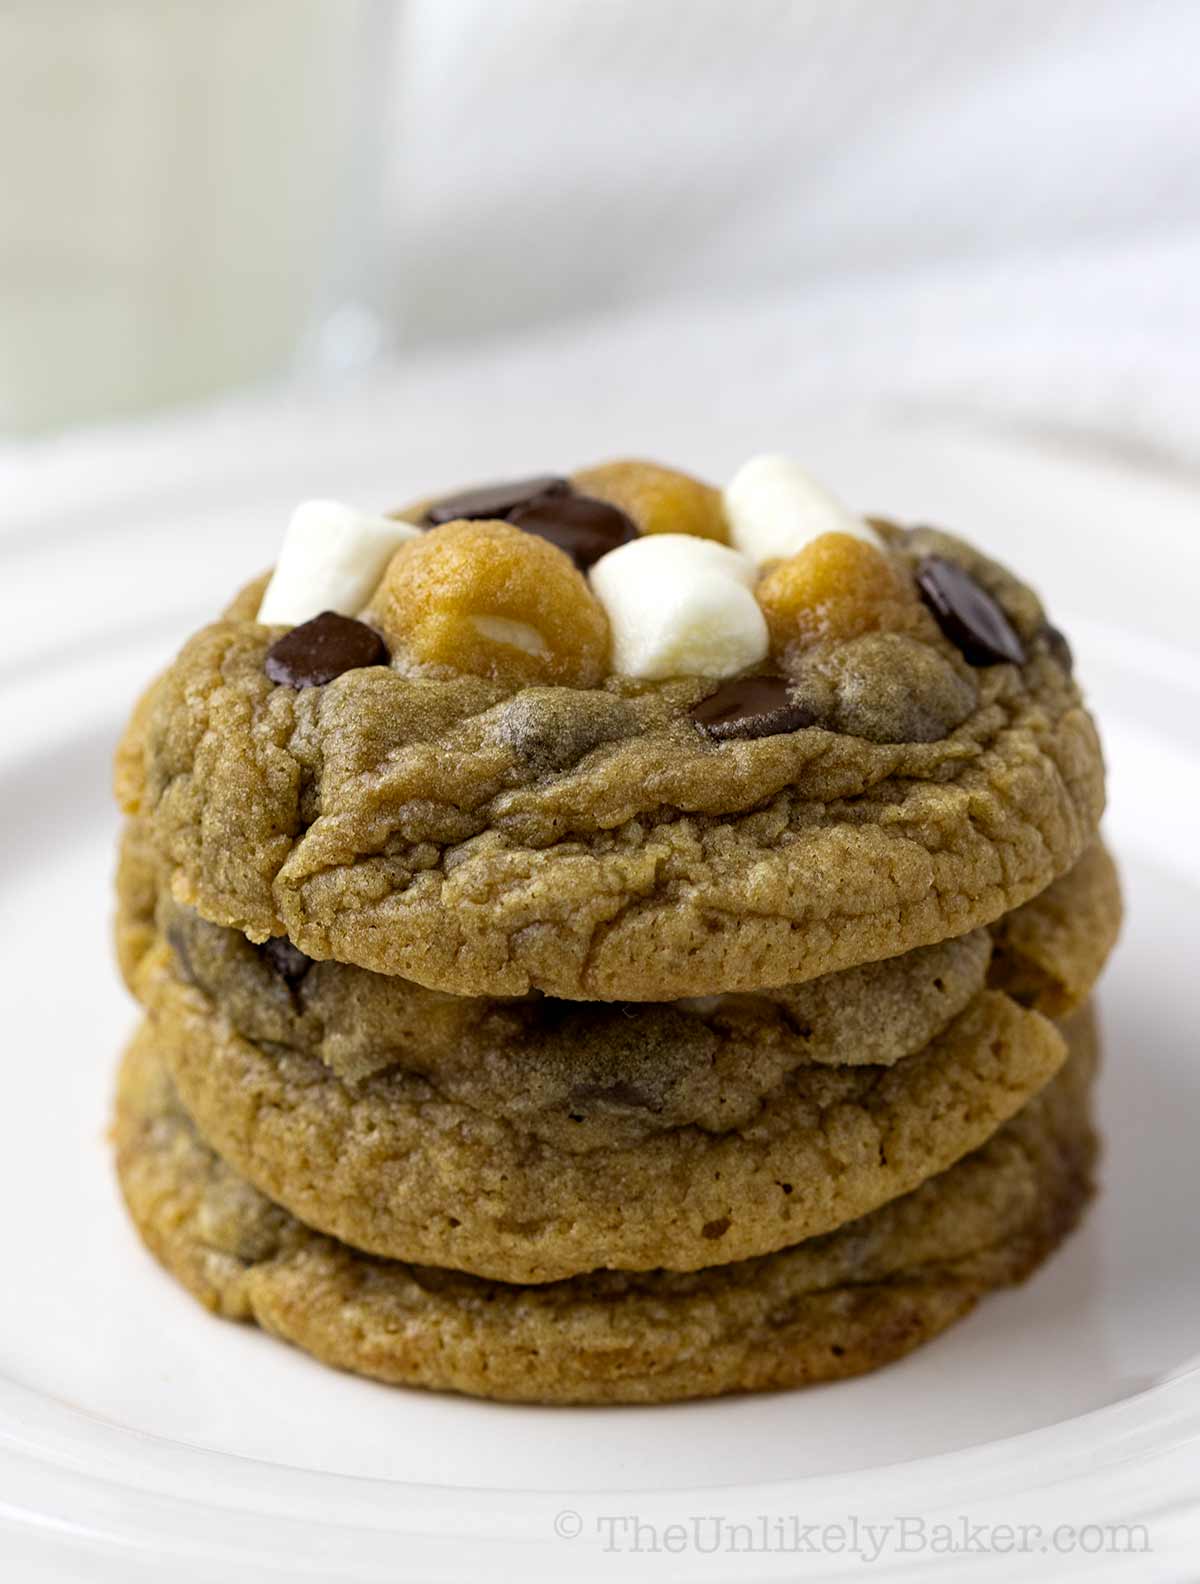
425, 474, 569, 525
261, 936, 314, 990
265, 612, 389, 688
916, 557, 1027, 668
491, 688, 636, 773
508, 492, 639, 571
1038, 622, 1074, 675
424, 471, 637, 570
691, 675, 815, 741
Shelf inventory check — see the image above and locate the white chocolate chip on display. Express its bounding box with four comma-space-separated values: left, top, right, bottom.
589, 533, 767, 680
470, 615, 548, 656
257, 501, 422, 626
723, 455, 876, 567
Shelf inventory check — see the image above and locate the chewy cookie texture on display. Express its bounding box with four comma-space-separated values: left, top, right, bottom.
112, 455, 1118, 1401
117, 829, 1117, 1283
115, 1008, 1099, 1405
115, 460, 1104, 1001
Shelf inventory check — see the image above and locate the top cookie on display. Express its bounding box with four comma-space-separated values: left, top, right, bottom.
115, 458, 1105, 1000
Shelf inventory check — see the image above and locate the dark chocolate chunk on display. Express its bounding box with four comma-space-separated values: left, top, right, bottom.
915, 557, 1026, 667
425, 474, 570, 526
261, 936, 314, 990
691, 675, 815, 741
422, 472, 638, 569
1039, 622, 1074, 675
508, 493, 639, 571
264, 611, 389, 688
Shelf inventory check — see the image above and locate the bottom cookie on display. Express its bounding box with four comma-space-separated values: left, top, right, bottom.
112, 1011, 1098, 1405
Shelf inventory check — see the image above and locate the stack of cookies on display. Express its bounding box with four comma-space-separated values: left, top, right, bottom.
113, 457, 1120, 1404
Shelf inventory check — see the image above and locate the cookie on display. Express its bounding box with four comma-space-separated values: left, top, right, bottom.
115, 820, 1117, 1282
130, 918, 1073, 1281
116, 820, 996, 1091
116, 823, 1118, 1097
111, 1009, 1098, 1404
988, 840, 1123, 1018
115, 463, 1105, 1000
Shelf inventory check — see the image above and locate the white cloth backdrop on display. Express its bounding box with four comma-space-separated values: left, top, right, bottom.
383, 0, 1199, 472
2, 0, 1197, 507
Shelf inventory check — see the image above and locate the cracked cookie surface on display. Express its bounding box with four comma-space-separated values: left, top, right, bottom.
126, 951, 1082, 1285
112, 1009, 1098, 1403
115, 829, 1117, 1282
114, 510, 1105, 999
117, 819, 1001, 1096
117, 820, 1118, 1114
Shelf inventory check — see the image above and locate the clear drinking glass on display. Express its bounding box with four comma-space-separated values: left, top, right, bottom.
0, 0, 392, 433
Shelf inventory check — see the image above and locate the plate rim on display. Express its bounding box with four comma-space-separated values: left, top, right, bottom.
4, 424, 1200, 1578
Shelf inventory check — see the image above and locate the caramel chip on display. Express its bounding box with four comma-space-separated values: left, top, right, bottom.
370, 520, 610, 687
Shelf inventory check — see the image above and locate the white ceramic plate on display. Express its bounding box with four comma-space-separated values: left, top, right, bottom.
1, 414, 1198, 1580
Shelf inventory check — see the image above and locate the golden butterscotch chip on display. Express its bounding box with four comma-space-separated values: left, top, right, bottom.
369, 520, 610, 687
757, 532, 922, 653
572, 459, 728, 542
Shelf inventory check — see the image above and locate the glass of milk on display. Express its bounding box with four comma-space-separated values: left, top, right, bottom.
0, 0, 392, 433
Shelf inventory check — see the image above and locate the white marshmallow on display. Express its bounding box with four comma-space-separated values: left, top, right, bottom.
723, 455, 876, 567
257, 500, 422, 626
596, 532, 758, 587
589, 533, 767, 680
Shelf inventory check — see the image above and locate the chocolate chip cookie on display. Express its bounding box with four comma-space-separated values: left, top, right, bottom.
117, 834, 1116, 1283
116, 822, 1119, 1094
112, 1007, 1098, 1404
115, 460, 1104, 1000
110, 454, 1117, 1399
